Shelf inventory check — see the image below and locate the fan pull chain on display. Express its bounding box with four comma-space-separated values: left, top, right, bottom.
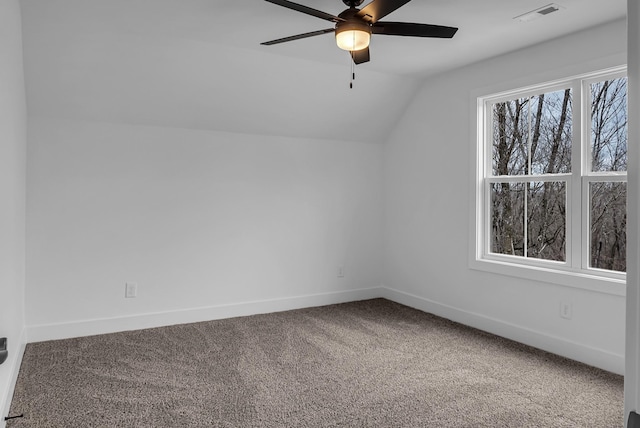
349, 53, 355, 89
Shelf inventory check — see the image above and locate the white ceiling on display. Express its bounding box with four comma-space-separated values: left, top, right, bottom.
20, 0, 627, 143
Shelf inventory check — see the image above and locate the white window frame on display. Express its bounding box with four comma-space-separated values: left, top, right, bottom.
470, 66, 627, 296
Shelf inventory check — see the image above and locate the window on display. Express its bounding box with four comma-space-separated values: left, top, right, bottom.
473, 67, 627, 290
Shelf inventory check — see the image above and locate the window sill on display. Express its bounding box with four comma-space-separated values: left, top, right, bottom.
469, 257, 626, 296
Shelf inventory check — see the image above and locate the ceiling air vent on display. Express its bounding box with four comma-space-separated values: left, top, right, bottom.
514, 3, 564, 22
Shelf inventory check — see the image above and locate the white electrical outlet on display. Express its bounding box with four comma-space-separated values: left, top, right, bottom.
560, 301, 572, 319
125, 282, 138, 298
337, 265, 345, 278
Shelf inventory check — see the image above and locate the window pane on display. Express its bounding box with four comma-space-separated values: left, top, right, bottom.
530, 89, 572, 175
527, 181, 566, 261
491, 88, 572, 176
590, 182, 626, 272
591, 77, 628, 172
492, 99, 529, 176
491, 183, 525, 256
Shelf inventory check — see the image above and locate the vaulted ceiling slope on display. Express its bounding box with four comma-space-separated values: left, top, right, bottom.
20, 0, 626, 143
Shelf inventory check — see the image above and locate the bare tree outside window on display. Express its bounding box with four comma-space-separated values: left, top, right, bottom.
591, 78, 627, 173
589, 77, 627, 272
590, 182, 626, 271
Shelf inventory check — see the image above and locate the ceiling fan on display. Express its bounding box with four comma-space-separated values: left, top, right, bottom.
260, 0, 458, 64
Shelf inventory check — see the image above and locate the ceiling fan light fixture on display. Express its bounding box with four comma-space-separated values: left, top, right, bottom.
261, 0, 459, 66
335, 20, 371, 51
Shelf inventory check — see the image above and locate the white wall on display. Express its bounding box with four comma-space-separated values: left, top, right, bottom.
383, 19, 627, 374
26, 118, 384, 340
0, 0, 27, 422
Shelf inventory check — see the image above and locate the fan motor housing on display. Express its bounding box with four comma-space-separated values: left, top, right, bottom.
335, 18, 370, 34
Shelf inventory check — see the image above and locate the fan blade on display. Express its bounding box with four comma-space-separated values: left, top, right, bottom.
264, 0, 344, 23
372, 22, 458, 38
261, 28, 335, 45
357, 0, 412, 23
351, 47, 370, 64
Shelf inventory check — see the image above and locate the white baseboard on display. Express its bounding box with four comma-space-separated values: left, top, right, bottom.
26, 287, 384, 343
23, 285, 624, 376
1, 328, 26, 428
379, 287, 625, 375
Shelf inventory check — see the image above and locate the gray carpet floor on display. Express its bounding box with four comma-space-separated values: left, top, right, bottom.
8, 299, 623, 427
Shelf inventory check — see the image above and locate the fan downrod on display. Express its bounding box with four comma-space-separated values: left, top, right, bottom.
342, 0, 365, 7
